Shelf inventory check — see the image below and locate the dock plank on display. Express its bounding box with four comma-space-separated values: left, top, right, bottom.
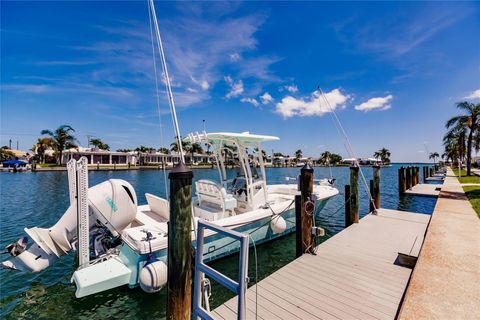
212, 208, 430, 320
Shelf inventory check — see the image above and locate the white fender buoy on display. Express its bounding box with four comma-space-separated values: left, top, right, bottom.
270, 215, 287, 234
139, 260, 168, 293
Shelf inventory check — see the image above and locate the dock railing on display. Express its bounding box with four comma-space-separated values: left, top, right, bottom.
193, 220, 249, 320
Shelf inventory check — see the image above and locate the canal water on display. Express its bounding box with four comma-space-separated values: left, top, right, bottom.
0, 164, 436, 319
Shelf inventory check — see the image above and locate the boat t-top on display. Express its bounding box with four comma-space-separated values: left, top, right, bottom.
1, 131, 338, 298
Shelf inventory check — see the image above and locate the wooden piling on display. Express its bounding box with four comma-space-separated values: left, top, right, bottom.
369, 179, 375, 213
167, 162, 194, 320
412, 167, 417, 186
373, 165, 380, 209
297, 164, 315, 254
416, 167, 420, 186
350, 165, 359, 223
405, 166, 411, 190
295, 194, 302, 258
345, 185, 352, 227
398, 167, 406, 194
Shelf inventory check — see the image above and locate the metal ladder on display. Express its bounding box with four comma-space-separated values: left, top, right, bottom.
192, 220, 249, 320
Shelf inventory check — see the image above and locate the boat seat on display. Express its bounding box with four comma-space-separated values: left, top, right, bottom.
145, 193, 169, 221
195, 179, 237, 212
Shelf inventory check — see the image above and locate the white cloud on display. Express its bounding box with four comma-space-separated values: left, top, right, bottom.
241, 97, 259, 107
354, 95, 393, 112
229, 53, 241, 61
464, 89, 480, 100
190, 76, 209, 90
260, 92, 273, 105
275, 89, 350, 118
224, 76, 244, 98
285, 84, 298, 93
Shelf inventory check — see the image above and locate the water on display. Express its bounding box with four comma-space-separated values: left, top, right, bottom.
0, 164, 436, 319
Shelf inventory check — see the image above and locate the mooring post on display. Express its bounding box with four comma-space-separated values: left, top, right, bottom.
295, 194, 302, 258
398, 167, 405, 194
412, 167, 417, 186
345, 184, 352, 227
373, 165, 380, 209
167, 162, 194, 320
405, 166, 411, 190
350, 164, 359, 223
369, 179, 374, 213
297, 164, 314, 254
416, 167, 420, 185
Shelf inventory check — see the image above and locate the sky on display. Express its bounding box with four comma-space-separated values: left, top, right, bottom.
1, 1, 479, 162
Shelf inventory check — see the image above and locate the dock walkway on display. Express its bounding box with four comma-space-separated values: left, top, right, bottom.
404, 183, 441, 197
213, 208, 430, 320
398, 169, 480, 319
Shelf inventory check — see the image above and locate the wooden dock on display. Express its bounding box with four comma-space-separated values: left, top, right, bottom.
404, 183, 441, 197
212, 208, 431, 320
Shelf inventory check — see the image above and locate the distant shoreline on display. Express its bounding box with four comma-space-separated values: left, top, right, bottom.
13, 162, 436, 172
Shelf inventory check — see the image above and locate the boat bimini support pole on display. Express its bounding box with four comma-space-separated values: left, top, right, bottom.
68, 157, 90, 269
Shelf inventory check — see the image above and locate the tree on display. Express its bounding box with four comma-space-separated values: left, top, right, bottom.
319, 151, 332, 165
134, 146, 151, 153
330, 153, 342, 165
158, 147, 170, 154
373, 148, 391, 165
170, 139, 191, 153
90, 138, 110, 151
0, 147, 15, 162
429, 152, 440, 165
32, 137, 54, 164
295, 149, 302, 160
40, 125, 77, 164
273, 152, 284, 157
446, 101, 480, 175
116, 148, 132, 152
189, 143, 204, 164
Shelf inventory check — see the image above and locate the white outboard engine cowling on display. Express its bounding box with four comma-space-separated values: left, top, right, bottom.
1, 179, 138, 273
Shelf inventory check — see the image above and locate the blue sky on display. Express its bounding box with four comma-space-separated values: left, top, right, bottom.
1, 1, 479, 162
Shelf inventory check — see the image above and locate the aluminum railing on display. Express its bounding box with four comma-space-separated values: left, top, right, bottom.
192, 220, 249, 320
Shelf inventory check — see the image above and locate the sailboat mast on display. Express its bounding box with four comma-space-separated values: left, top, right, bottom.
148, 0, 185, 163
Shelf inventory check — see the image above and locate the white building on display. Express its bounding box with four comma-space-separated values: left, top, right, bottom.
61, 148, 137, 165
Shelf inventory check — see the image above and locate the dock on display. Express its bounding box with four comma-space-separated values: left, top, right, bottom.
213, 208, 430, 320
404, 183, 441, 197
398, 169, 480, 319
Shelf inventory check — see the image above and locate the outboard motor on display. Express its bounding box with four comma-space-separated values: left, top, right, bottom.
1, 179, 137, 273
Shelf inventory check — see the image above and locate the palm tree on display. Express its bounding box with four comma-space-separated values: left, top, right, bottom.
32, 137, 54, 164
170, 139, 191, 153
158, 147, 170, 154
373, 148, 391, 165
319, 151, 332, 166
189, 143, 204, 164
429, 152, 440, 165
40, 125, 77, 164
90, 138, 110, 151
295, 149, 302, 160
135, 146, 151, 153
446, 101, 480, 175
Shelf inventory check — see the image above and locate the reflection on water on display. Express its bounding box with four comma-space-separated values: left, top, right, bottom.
0, 164, 435, 319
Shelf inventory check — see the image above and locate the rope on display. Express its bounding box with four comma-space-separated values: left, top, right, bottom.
318, 88, 377, 214
147, 2, 169, 198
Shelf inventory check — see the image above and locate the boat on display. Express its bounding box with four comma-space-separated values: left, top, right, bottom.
1, 131, 339, 297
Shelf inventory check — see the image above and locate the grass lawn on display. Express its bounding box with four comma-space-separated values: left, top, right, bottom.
463, 186, 480, 218
452, 168, 480, 184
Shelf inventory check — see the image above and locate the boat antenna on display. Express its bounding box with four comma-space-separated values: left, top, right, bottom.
318, 87, 377, 213
148, 0, 185, 163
